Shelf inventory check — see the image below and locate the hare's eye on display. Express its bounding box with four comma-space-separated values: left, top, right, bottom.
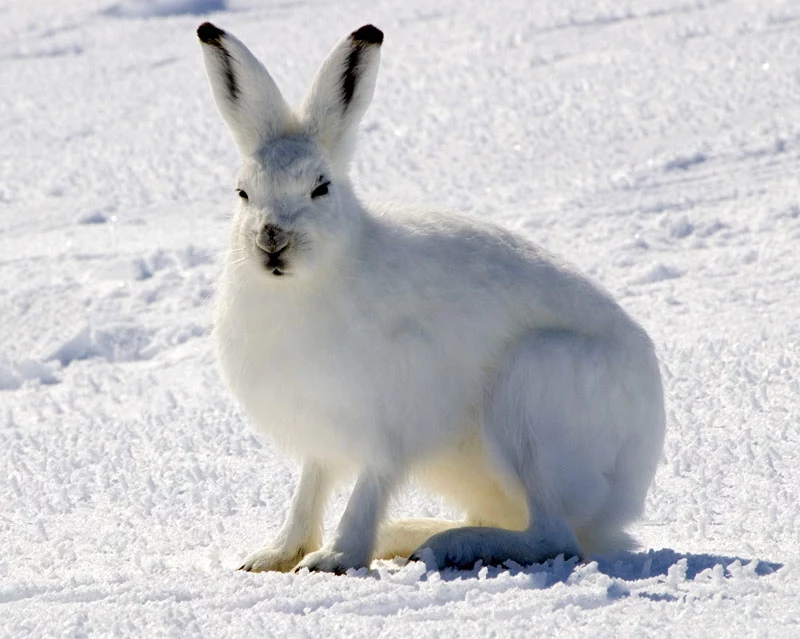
237, 189, 248, 200
311, 182, 330, 199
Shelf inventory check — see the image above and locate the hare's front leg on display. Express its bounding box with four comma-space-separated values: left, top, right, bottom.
295, 470, 395, 574
239, 461, 331, 572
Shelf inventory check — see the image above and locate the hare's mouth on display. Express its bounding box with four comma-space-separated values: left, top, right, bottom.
256, 244, 290, 276
264, 259, 288, 276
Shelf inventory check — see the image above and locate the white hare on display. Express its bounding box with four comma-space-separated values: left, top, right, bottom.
198, 22, 666, 574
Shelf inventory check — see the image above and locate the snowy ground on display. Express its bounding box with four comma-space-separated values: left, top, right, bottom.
2, 0, 799, 636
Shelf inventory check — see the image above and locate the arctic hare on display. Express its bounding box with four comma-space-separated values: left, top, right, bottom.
198, 22, 665, 574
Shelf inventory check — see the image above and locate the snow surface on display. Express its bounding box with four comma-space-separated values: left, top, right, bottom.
1, 0, 799, 636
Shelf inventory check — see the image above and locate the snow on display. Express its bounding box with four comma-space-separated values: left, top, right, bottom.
1, 0, 799, 635
105, 0, 228, 19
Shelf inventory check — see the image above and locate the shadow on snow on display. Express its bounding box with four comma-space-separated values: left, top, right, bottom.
400, 547, 782, 591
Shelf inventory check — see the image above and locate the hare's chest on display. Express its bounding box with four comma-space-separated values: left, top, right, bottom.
215, 302, 387, 444
214, 293, 480, 462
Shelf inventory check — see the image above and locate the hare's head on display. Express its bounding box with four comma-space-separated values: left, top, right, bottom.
198, 23, 382, 280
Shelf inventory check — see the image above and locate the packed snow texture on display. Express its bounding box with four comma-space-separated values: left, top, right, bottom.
1, 0, 799, 636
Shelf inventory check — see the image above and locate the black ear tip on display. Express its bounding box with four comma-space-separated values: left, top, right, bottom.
197, 22, 225, 44
351, 24, 383, 46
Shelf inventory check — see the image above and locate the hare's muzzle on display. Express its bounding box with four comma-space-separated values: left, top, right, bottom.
256, 224, 291, 276
256, 223, 290, 253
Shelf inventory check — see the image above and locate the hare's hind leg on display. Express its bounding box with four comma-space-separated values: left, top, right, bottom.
384, 439, 528, 563
412, 330, 647, 569
374, 518, 462, 560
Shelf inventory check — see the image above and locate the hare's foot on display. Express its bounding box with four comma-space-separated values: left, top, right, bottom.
239, 546, 306, 573
293, 547, 368, 575
410, 526, 582, 570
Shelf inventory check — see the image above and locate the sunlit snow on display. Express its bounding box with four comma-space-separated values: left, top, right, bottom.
1, 0, 798, 636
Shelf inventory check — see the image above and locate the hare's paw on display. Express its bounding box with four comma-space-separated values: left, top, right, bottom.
293, 548, 367, 575
409, 526, 583, 570
409, 528, 488, 570
238, 546, 304, 573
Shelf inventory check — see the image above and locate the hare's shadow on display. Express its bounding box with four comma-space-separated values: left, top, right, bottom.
410, 548, 782, 592
592, 548, 780, 581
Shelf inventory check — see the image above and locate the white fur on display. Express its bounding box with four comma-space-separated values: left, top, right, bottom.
198, 23, 666, 573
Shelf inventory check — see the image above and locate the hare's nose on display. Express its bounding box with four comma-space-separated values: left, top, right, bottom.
256, 224, 290, 254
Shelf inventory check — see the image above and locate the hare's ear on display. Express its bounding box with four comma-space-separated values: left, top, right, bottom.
301, 25, 383, 170
197, 22, 294, 156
